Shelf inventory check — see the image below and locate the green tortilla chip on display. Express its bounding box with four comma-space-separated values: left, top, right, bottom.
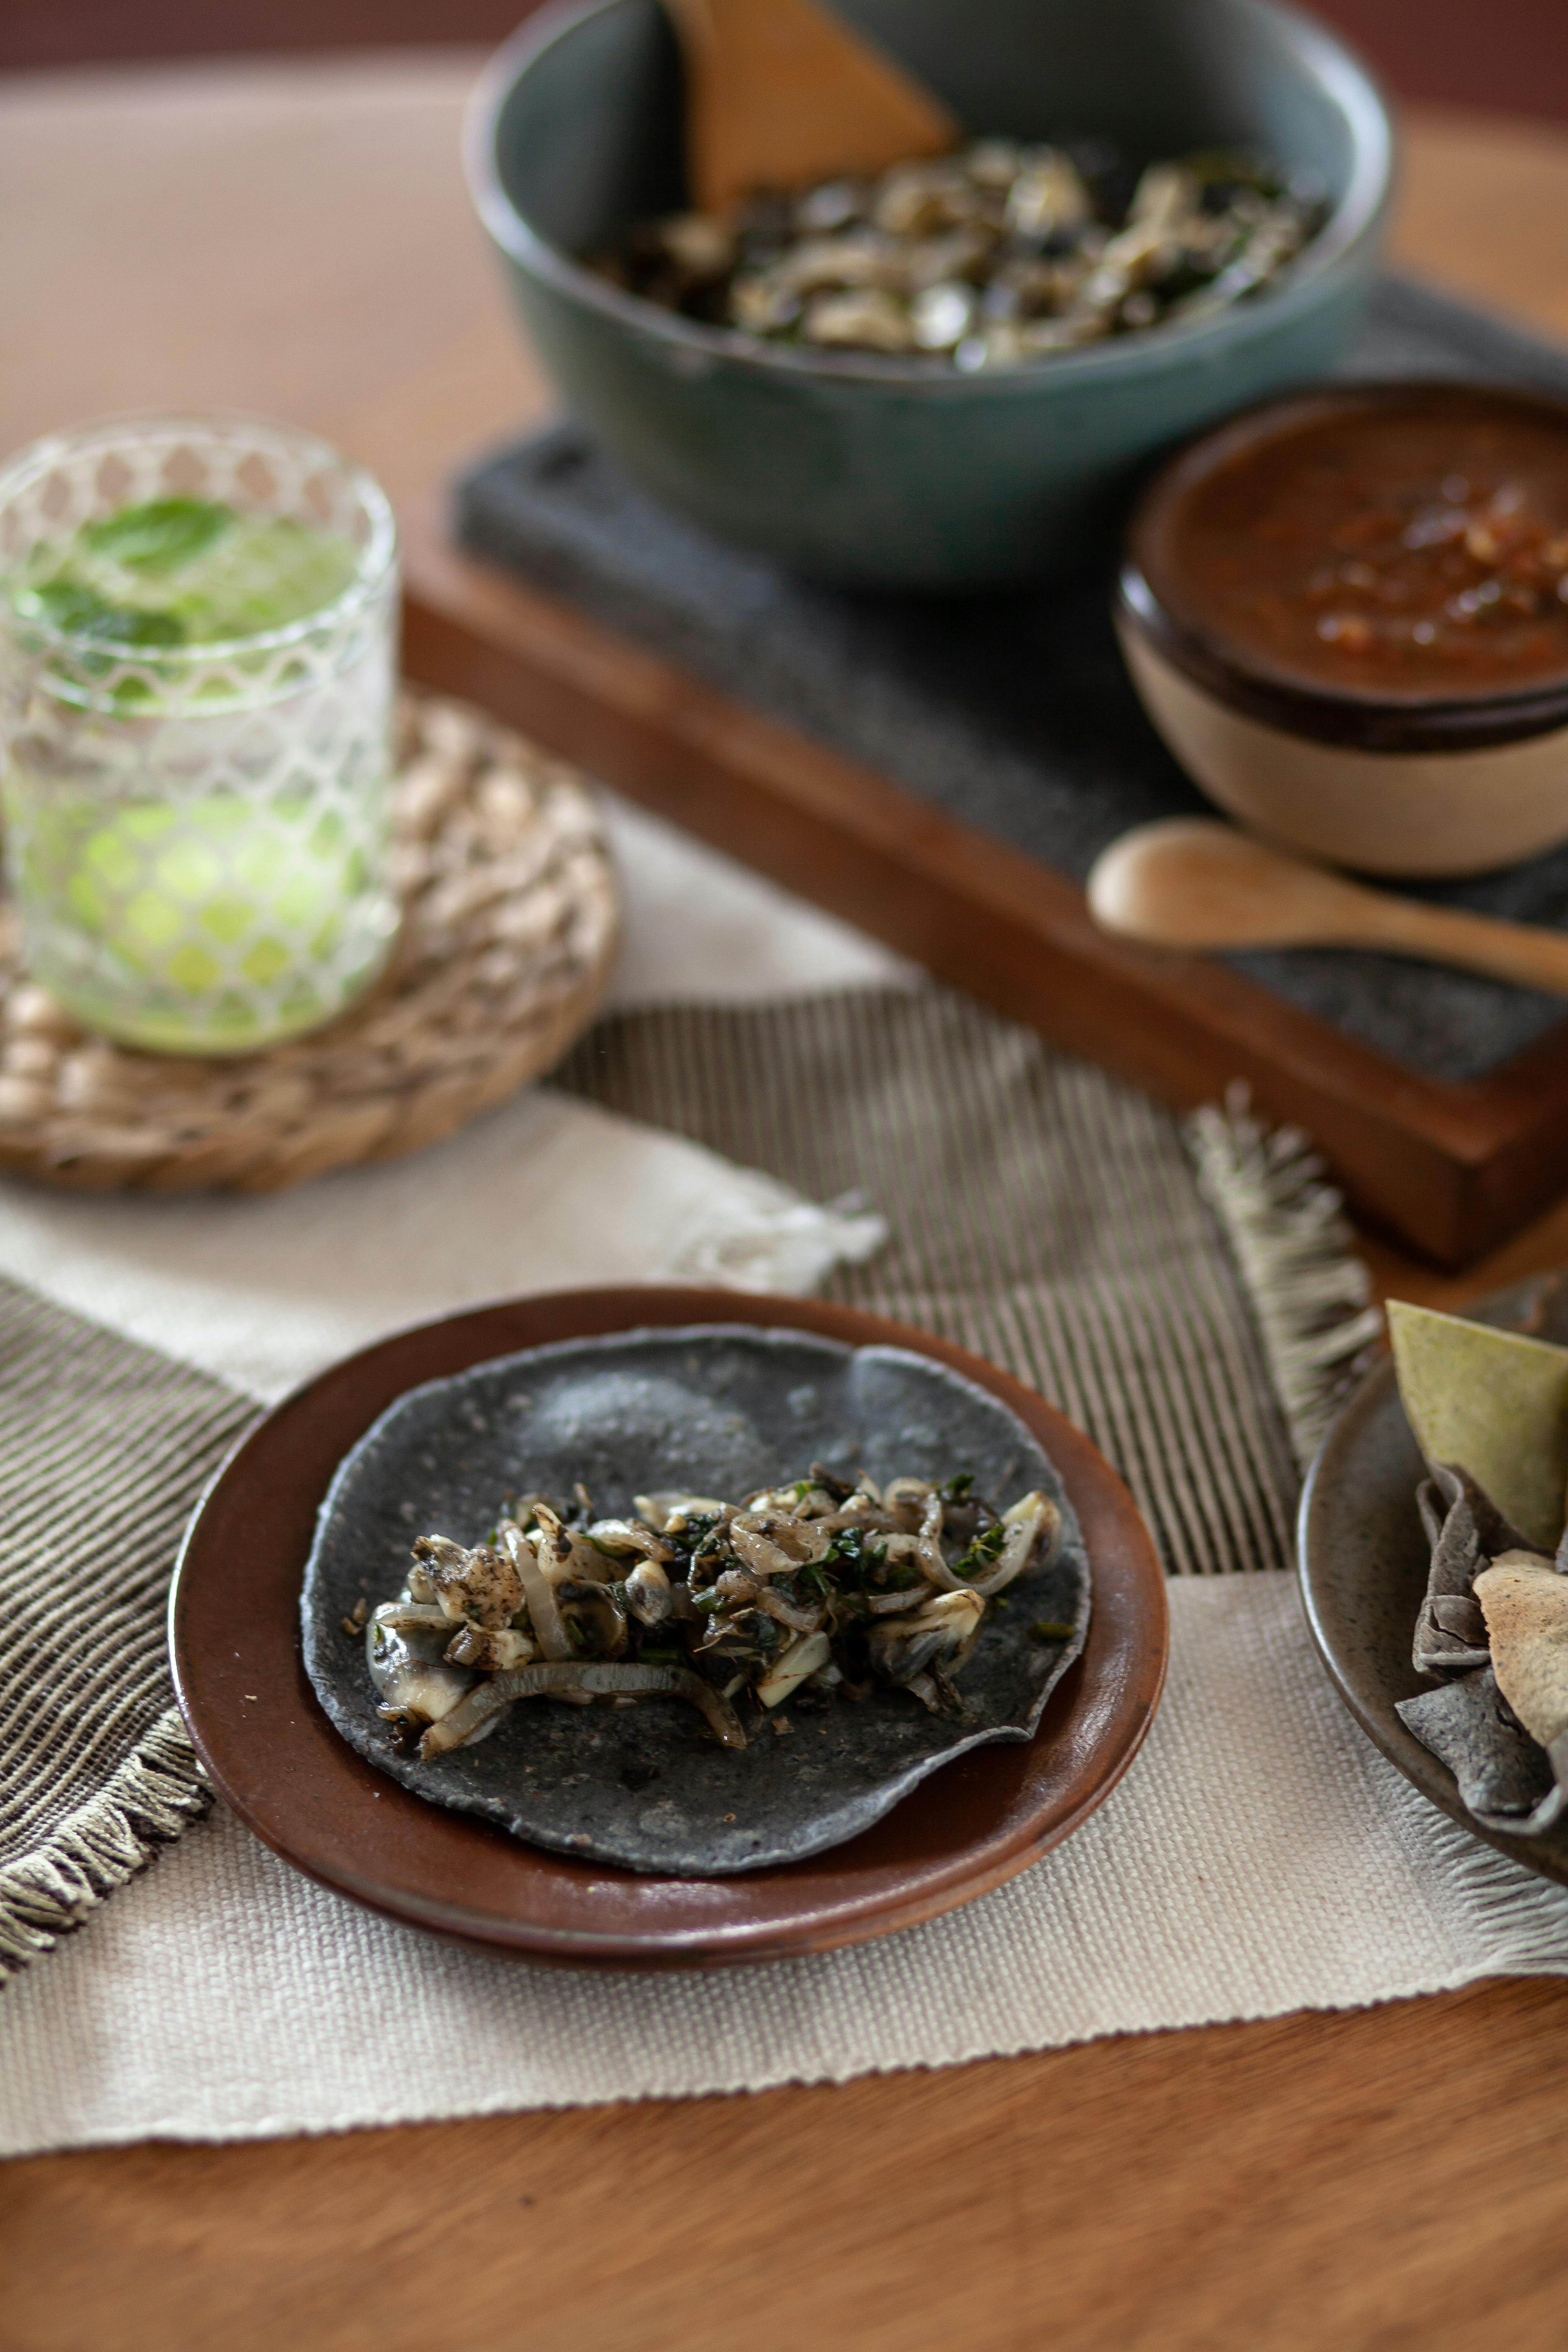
1387, 1300, 1568, 1553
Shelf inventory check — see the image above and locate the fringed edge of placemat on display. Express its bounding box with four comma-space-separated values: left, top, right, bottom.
1398, 1786, 1568, 1975
0, 1707, 211, 1979
1187, 1086, 1385, 1473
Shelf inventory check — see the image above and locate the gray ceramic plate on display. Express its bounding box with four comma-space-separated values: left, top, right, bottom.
1298, 1271, 1568, 1888
301, 1323, 1091, 1876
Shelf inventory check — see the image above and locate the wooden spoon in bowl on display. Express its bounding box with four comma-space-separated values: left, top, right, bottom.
1086, 818, 1568, 994
666, 0, 958, 216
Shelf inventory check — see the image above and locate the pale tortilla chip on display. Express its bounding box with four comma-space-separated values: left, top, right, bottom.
1473, 1553, 1568, 1749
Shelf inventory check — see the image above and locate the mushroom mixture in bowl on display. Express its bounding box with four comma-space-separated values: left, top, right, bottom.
369, 1465, 1067, 1759
464, 0, 1393, 586
596, 141, 1326, 370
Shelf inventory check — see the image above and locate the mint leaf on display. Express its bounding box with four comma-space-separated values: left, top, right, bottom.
18, 578, 185, 648
80, 497, 233, 575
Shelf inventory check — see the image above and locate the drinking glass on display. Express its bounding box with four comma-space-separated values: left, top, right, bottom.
0, 415, 400, 1053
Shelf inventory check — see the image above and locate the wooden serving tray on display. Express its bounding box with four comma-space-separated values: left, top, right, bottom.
402, 501, 1568, 1272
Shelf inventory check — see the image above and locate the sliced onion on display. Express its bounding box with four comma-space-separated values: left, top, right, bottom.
880, 1519, 964, 1592
538, 1504, 617, 1585
730, 1520, 799, 1578
419, 1661, 747, 1757
757, 1589, 824, 1635
886, 1590, 985, 1643
502, 1524, 572, 1659
872, 1513, 967, 1593
369, 1602, 452, 1633
586, 1517, 674, 1563
965, 1494, 1061, 1598
867, 1590, 984, 1694
731, 1511, 831, 1571
634, 1492, 730, 1534
915, 1491, 961, 1590
715, 1564, 823, 1634
883, 1477, 935, 1532
755, 1629, 833, 1709
864, 1583, 934, 1614
905, 1669, 942, 1714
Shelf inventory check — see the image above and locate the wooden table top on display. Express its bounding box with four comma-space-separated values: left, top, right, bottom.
4, 56, 1568, 2350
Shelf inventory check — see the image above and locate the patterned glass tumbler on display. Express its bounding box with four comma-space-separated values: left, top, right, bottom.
0, 415, 400, 1053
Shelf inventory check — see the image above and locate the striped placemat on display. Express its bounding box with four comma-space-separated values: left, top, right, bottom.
0, 1289, 252, 1975
557, 989, 1308, 1577
3, 983, 1375, 1976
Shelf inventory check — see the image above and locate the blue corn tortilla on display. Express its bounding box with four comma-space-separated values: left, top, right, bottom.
300, 1325, 1091, 1875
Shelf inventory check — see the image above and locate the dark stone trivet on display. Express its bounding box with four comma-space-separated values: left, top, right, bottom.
457, 275, 1568, 1087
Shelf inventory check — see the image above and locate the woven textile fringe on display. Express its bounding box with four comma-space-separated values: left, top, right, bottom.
1187, 1086, 1385, 1470
1388, 1773, 1568, 1977
0, 1710, 211, 1975
0, 1272, 257, 1993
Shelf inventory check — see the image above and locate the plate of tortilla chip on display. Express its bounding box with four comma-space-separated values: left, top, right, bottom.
1300, 1272, 1568, 1885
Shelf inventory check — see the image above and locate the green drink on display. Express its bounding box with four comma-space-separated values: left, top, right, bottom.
0, 419, 398, 1054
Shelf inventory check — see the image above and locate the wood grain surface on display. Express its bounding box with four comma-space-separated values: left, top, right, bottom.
6, 1979, 1568, 2352
5, 56, 1568, 2350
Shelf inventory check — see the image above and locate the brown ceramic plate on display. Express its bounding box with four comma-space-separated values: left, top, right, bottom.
1299, 1271, 1568, 1889
169, 1287, 1168, 1969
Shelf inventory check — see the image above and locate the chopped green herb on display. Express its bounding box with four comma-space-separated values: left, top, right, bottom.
953, 1522, 1006, 1580
385, 1467, 1065, 1760
822, 1525, 892, 1585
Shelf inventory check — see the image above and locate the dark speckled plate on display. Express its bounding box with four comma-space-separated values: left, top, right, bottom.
1299, 1271, 1568, 1890
170, 1287, 1166, 1968
300, 1326, 1090, 1876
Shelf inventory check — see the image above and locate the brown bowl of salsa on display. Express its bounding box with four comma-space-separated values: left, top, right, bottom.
1116, 381, 1568, 877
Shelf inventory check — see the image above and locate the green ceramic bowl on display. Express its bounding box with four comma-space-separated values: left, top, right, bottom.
465, 0, 1394, 589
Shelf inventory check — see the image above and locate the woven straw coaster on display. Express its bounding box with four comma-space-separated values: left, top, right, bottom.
0, 689, 619, 1194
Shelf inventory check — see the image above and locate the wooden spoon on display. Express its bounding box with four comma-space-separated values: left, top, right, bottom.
1086, 818, 1568, 994
666, 0, 958, 217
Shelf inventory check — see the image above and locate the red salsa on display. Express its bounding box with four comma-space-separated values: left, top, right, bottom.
1156, 387, 1568, 701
